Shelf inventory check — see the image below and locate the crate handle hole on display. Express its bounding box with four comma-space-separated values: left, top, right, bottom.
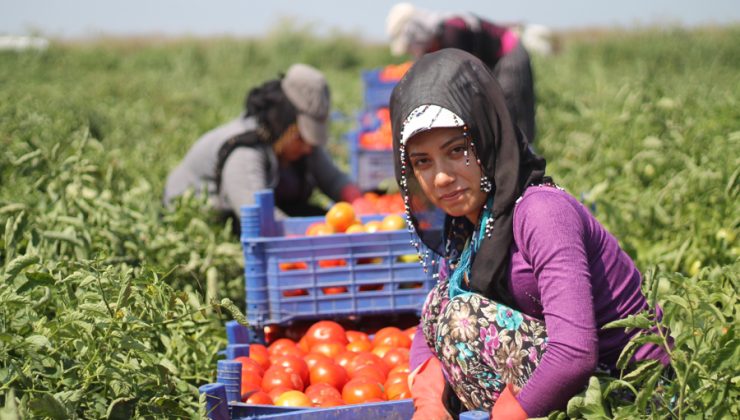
321, 286, 349, 295
357, 257, 383, 265
359, 284, 385, 292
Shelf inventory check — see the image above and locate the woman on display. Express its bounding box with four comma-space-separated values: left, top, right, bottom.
390, 49, 670, 419
386, 3, 536, 143
163, 64, 360, 234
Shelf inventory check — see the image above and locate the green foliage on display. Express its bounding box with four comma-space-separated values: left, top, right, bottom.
1, 25, 739, 418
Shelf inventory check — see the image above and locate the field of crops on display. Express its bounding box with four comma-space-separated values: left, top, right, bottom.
1, 26, 738, 418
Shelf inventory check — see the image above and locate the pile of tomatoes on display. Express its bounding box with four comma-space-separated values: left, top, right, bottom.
359, 108, 393, 150
303, 194, 406, 237
234, 320, 415, 407
378, 61, 413, 82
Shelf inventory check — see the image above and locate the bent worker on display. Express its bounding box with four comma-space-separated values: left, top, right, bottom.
386, 3, 537, 143
163, 64, 361, 234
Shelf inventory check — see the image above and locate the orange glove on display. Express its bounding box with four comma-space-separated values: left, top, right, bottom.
409, 357, 452, 420
491, 383, 528, 420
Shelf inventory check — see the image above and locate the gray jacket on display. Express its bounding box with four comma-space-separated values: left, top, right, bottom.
163, 115, 352, 218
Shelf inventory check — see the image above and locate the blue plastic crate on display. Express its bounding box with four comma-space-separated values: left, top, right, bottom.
230, 400, 414, 419
347, 130, 395, 192
362, 68, 399, 110
240, 190, 433, 328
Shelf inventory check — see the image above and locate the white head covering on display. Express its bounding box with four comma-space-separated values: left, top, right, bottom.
400, 104, 465, 145
385, 3, 446, 57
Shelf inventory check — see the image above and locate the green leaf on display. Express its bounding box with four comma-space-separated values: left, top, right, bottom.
663, 295, 691, 311
580, 377, 610, 419
79, 302, 112, 317
602, 313, 652, 330
28, 394, 69, 420
24, 334, 51, 349
3, 254, 39, 281
566, 395, 586, 418
106, 397, 136, 420
1, 388, 20, 420
615, 340, 640, 371
158, 358, 179, 375
15, 272, 55, 294
635, 368, 663, 411
622, 360, 660, 382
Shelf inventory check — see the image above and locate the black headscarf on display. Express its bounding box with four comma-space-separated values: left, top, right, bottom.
390, 48, 546, 308
215, 78, 299, 194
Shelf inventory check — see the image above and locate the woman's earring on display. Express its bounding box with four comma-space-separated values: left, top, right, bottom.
480, 175, 492, 193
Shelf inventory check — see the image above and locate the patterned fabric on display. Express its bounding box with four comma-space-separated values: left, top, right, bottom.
420, 267, 548, 411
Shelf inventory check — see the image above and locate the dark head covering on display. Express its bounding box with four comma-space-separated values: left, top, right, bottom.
245, 79, 299, 143
390, 48, 546, 307
214, 78, 298, 195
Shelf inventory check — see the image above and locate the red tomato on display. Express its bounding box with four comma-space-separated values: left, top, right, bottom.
305, 320, 347, 346
348, 352, 389, 377
389, 364, 411, 376
334, 351, 358, 369
267, 386, 292, 401
346, 340, 372, 353
382, 347, 410, 368
305, 383, 343, 406
249, 344, 271, 370
268, 338, 297, 357
372, 327, 402, 346
384, 371, 409, 388
241, 375, 263, 396
385, 381, 411, 400
297, 335, 311, 353
350, 365, 386, 383
346, 330, 371, 344
309, 360, 349, 390
271, 355, 310, 385
403, 326, 417, 341
276, 344, 306, 359
310, 341, 345, 359
319, 397, 346, 407
244, 390, 273, 405
374, 331, 411, 349
261, 366, 304, 392
371, 345, 392, 359
234, 356, 265, 378
273, 390, 312, 407
304, 352, 334, 370
342, 377, 387, 404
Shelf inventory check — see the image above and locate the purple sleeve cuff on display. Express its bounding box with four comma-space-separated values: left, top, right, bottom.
409, 325, 433, 371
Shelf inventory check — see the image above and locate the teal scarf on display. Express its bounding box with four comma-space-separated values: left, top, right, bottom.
448, 197, 494, 299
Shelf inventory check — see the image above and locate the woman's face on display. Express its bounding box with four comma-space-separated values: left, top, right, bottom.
407, 127, 488, 223
274, 125, 312, 163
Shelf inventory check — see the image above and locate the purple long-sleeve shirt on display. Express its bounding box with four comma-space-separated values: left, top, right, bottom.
410, 187, 669, 416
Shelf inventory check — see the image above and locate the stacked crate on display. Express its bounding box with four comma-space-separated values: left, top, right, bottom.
349, 63, 411, 191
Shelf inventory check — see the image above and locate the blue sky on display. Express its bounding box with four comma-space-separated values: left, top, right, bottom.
2, 0, 738, 41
